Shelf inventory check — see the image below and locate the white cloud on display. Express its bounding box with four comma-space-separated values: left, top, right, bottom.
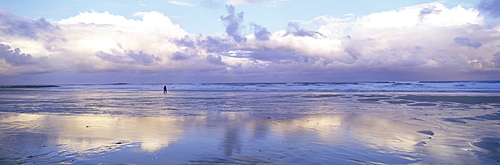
336, 2, 491, 73
0, 11, 194, 75
227, 0, 289, 6
168, 1, 195, 7
1, 2, 499, 83
227, 2, 499, 79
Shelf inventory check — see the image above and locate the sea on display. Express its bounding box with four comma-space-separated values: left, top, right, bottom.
0, 81, 499, 164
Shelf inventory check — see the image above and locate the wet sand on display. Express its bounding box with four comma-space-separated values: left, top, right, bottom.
0, 89, 499, 164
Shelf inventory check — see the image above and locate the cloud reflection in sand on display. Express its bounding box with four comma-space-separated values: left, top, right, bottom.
0, 114, 191, 153
0, 112, 453, 164
268, 113, 427, 158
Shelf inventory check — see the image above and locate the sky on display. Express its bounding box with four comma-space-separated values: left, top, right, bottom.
0, 0, 499, 84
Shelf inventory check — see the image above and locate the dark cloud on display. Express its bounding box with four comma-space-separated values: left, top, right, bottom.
454, 37, 482, 48
174, 36, 196, 47
96, 50, 161, 65
171, 51, 191, 61
345, 47, 361, 61
286, 22, 324, 38
478, 0, 500, 18
0, 11, 59, 39
206, 54, 225, 65
245, 49, 301, 62
95, 51, 124, 64
494, 52, 500, 67
220, 5, 247, 43
252, 23, 271, 41
419, 7, 441, 20
0, 44, 38, 65
203, 36, 236, 52
126, 50, 161, 65
175, 35, 236, 53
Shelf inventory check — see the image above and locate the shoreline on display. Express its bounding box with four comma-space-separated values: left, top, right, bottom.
0, 109, 498, 164
0, 86, 499, 164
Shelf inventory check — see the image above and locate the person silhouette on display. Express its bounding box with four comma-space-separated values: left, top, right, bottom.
163, 85, 167, 94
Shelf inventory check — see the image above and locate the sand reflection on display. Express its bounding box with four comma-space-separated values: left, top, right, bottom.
0, 113, 192, 153
270, 113, 428, 157
0, 112, 436, 164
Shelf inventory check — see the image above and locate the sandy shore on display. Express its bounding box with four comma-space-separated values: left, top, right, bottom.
0, 88, 499, 164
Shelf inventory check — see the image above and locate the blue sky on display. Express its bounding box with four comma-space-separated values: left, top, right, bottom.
0, 0, 481, 33
0, 0, 499, 84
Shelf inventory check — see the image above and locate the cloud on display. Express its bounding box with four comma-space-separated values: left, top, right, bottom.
220, 5, 246, 43
232, 2, 498, 79
1, 2, 500, 83
96, 50, 161, 65
285, 21, 324, 38
170, 51, 192, 61
478, 0, 500, 18
454, 37, 482, 48
495, 52, 500, 67
0, 10, 193, 75
168, 1, 195, 7
206, 54, 225, 65
0, 44, 38, 66
175, 35, 236, 53
227, 0, 288, 6
237, 49, 302, 62
251, 23, 271, 41
0, 10, 59, 39
419, 6, 442, 20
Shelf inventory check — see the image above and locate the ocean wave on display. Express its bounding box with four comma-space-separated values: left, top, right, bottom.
2, 81, 499, 93
0, 85, 60, 88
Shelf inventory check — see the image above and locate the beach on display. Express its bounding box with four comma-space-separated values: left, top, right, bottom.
0, 82, 499, 164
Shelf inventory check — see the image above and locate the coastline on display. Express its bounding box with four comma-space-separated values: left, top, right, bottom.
0, 82, 499, 164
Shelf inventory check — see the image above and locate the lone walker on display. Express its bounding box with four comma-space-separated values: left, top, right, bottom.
163, 85, 167, 94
